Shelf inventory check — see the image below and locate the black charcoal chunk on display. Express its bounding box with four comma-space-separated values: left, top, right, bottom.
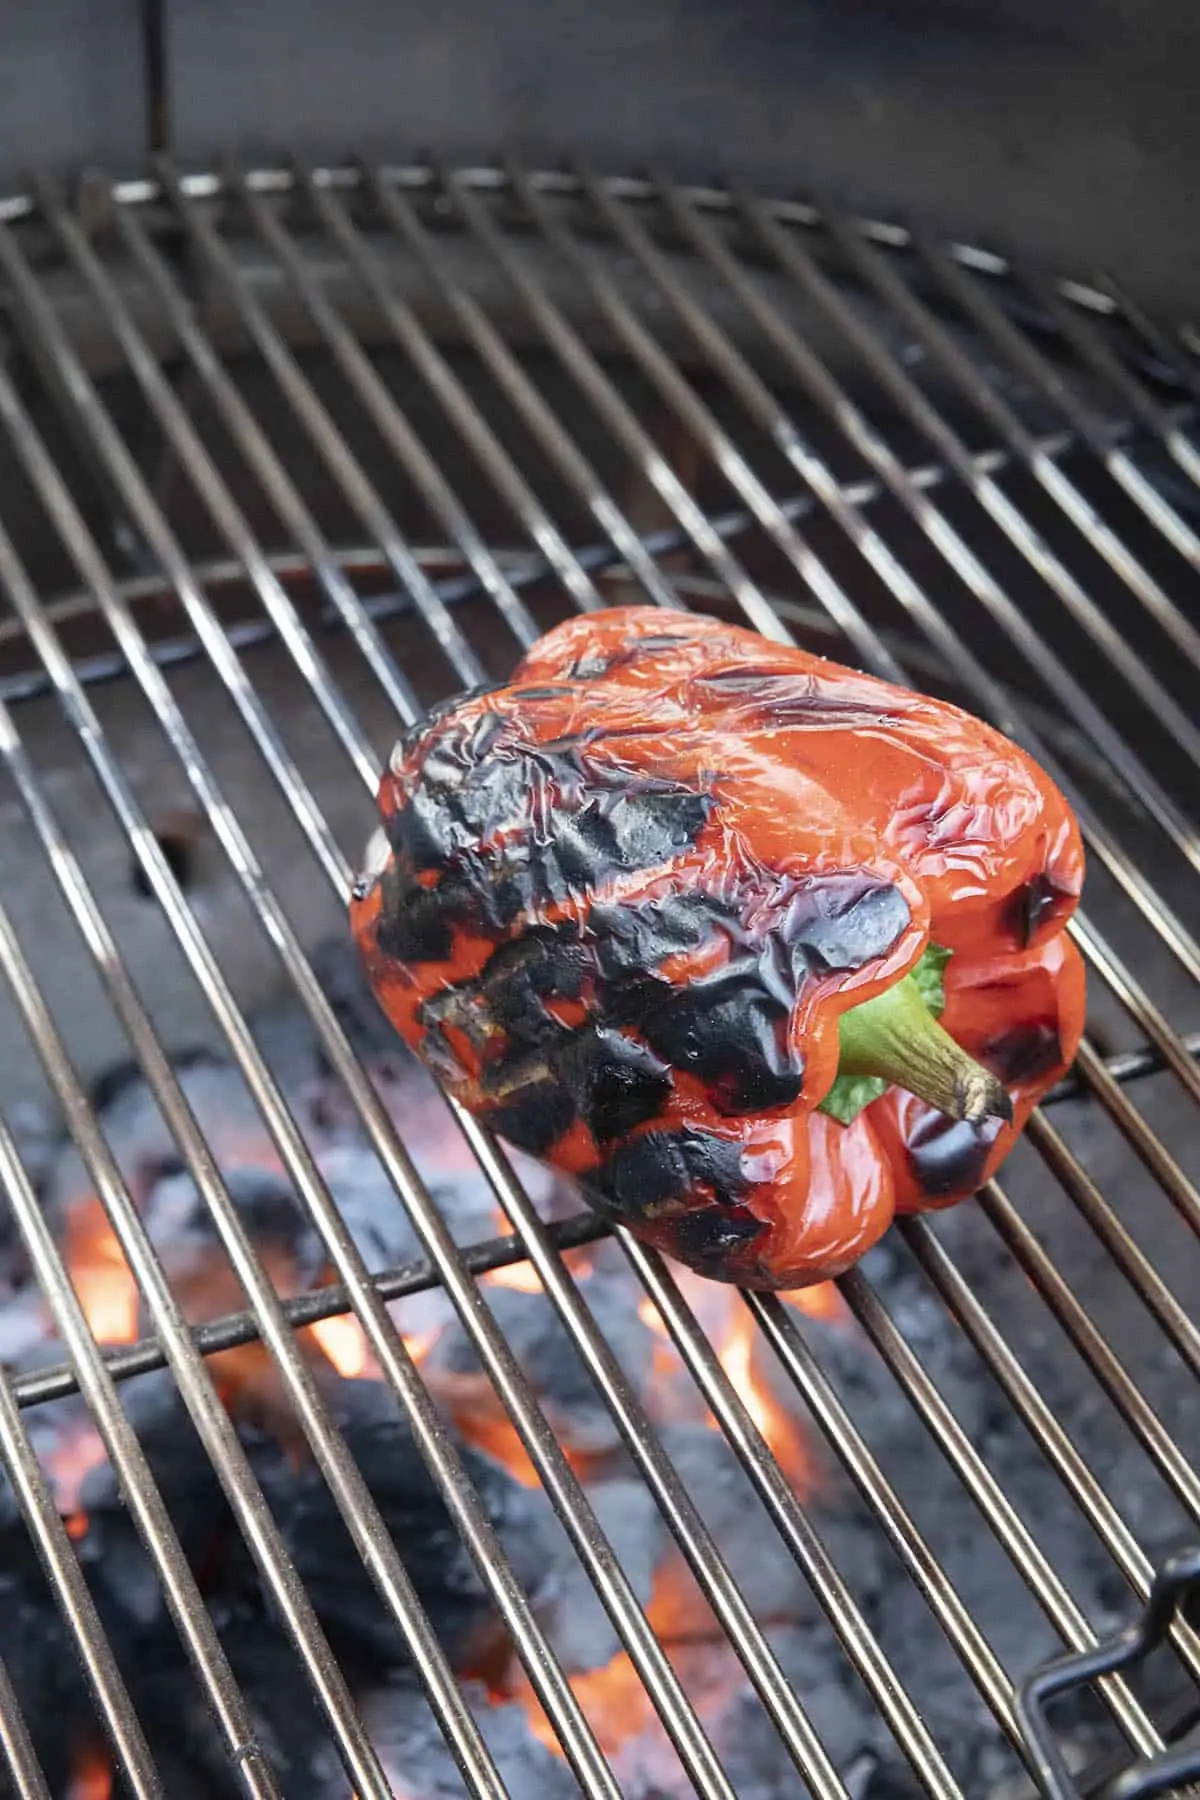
587, 1129, 747, 1222
641, 964, 803, 1114
430, 1280, 656, 1456
366, 1678, 581, 1800
249, 1378, 545, 1676
532, 1476, 664, 1675
552, 1025, 672, 1143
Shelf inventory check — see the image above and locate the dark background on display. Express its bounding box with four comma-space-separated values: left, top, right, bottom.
4, 0, 1197, 315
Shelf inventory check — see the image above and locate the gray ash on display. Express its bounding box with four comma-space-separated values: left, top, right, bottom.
0, 937, 1183, 1797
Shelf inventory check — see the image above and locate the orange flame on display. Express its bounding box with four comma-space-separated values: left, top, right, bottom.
482, 1261, 543, 1295
783, 1281, 848, 1326
307, 1313, 372, 1379
67, 1746, 112, 1800
64, 1200, 138, 1345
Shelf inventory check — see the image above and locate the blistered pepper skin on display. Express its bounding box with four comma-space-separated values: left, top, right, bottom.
351, 607, 1086, 1290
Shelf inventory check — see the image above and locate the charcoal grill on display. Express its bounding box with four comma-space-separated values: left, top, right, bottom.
0, 158, 1198, 1800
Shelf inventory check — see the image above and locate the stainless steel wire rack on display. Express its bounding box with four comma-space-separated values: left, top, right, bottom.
0, 159, 1199, 1800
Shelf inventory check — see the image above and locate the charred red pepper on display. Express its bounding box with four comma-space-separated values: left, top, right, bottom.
350, 607, 1086, 1290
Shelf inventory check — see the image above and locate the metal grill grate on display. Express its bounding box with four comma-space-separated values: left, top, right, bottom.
0, 160, 1197, 1800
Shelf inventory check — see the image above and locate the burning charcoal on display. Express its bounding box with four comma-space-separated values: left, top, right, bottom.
74, 1371, 229, 1636
317, 1142, 421, 1272
245, 1376, 550, 1678
114, 1612, 346, 1800
654, 1424, 885, 1640
599, 1624, 879, 1799
0, 1471, 95, 1795
426, 1279, 656, 1456
532, 1476, 663, 1676
364, 1675, 581, 1800
46, 1051, 277, 1228
144, 1165, 325, 1291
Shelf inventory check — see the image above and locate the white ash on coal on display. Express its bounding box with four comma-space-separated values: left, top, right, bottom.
0, 937, 1186, 1797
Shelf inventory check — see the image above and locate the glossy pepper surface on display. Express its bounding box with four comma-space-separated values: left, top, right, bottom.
350, 607, 1086, 1290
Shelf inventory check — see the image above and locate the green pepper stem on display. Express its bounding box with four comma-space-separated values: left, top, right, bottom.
837, 974, 1013, 1126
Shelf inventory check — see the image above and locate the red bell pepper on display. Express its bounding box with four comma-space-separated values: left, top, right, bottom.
350, 607, 1085, 1290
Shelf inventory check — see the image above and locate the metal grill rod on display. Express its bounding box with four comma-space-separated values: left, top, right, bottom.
817, 208, 1200, 749
453, 1113, 855, 1800
0, 1101, 285, 1797
651, 174, 1200, 889
488, 165, 1200, 992
0, 372, 527, 1797
0, 215, 740, 1800
3, 167, 1023, 1794
438, 168, 782, 637
0, 553, 432, 1800
227, 166, 548, 648
916, 236, 1200, 601
899, 1216, 1200, 1694
150, 157, 495, 689
362, 167, 684, 611
0, 162, 1194, 1792
977, 1182, 1200, 1523
303, 170, 608, 618
119, 165, 1194, 1785
82, 165, 1200, 1742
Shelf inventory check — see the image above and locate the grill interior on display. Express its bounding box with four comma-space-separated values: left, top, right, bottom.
0, 161, 1198, 1800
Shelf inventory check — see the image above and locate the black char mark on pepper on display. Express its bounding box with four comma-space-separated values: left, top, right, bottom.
640, 960, 804, 1115
905, 1109, 1004, 1199
666, 1205, 767, 1275
552, 1024, 673, 1145
1007, 869, 1076, 947
487, 1080, 577, 1157
585, 1128, 747, 1225
779, 875, 912, 977
981, 1020, 1064, 1086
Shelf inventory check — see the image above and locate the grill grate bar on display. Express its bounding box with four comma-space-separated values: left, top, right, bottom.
914, 234, 1200, 610
664, 175, 1200, 891
0, 160, 1195, 1798
815, 206, 1200, 728
441, 167, 783, 637
106, 196, 424, 729
0, 1086, 283, 1798
0, 188, 740, 1797
151, 156, 492, 691
978, 1182, 1200, 1522
0, 1174, 162, 1798
839, 1269, 1162, 1756
900, 1215, 1200, 1693
490, 167, 1200, 999
452, 1115, 855, 1800
298, 165, 607, 616
365, 168, 685, 611
229, 166, 546, 650
0, 356, 521, 1794
623, 1240, 968, 1796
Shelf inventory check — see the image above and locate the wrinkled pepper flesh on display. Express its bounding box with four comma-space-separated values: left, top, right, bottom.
351, 607, 1086, 1290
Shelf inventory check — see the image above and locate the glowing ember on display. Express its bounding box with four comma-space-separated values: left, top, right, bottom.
308, 1312, 372, 1378
783, 1281, 848, 1326
482, 1260, 544, 1294
525, 1644, 654, 1759
67, 1746, 112, 1800
64, 1200, 138, 1346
